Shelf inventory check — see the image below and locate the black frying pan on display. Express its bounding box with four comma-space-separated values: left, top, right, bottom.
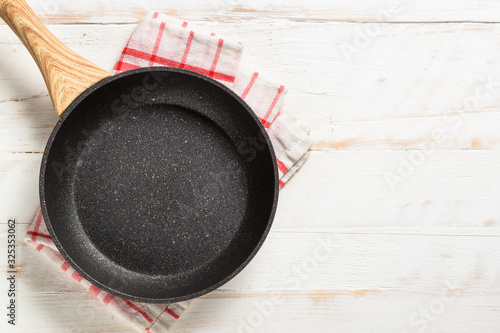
1, 0, 278, 302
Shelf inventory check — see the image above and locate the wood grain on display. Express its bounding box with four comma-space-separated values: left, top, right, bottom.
1, 219, 500, 332
5, 151, 500, 231
2, 1, 500, 332
3, 21, 500, 151
0, 0, 500, 23
0, 0, 110, 116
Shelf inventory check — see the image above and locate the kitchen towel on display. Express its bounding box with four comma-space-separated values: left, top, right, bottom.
25, 11, 313, 333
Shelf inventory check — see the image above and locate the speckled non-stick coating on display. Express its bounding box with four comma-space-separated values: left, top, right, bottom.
40, 67, 279, 303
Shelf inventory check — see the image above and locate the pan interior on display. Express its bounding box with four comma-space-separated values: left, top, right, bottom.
41, 68, 278, 301
75, 103, 247, 273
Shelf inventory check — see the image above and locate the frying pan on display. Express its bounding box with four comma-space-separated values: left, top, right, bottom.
0, 0, 278, 302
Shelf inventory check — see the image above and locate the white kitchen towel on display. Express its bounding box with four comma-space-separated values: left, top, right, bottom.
25, 11, 313, 333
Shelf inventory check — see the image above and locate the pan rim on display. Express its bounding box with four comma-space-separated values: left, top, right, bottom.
39, 66, 279, 303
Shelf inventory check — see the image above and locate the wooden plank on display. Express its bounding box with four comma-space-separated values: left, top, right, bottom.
0, 0, 500, 23
2, 289, 500, 332
4, 150, 500, 230
9, 228, 500, 292
279, 150, 500, 229
178, 291, 500, 333
3, 289, 500, 332
3, 22, 500, 152
1, 220, 500, 331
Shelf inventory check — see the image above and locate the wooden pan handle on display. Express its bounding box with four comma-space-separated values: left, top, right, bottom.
0, 0, 111, 116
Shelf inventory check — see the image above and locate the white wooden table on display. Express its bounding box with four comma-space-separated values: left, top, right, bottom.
2, 1, 500, 332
